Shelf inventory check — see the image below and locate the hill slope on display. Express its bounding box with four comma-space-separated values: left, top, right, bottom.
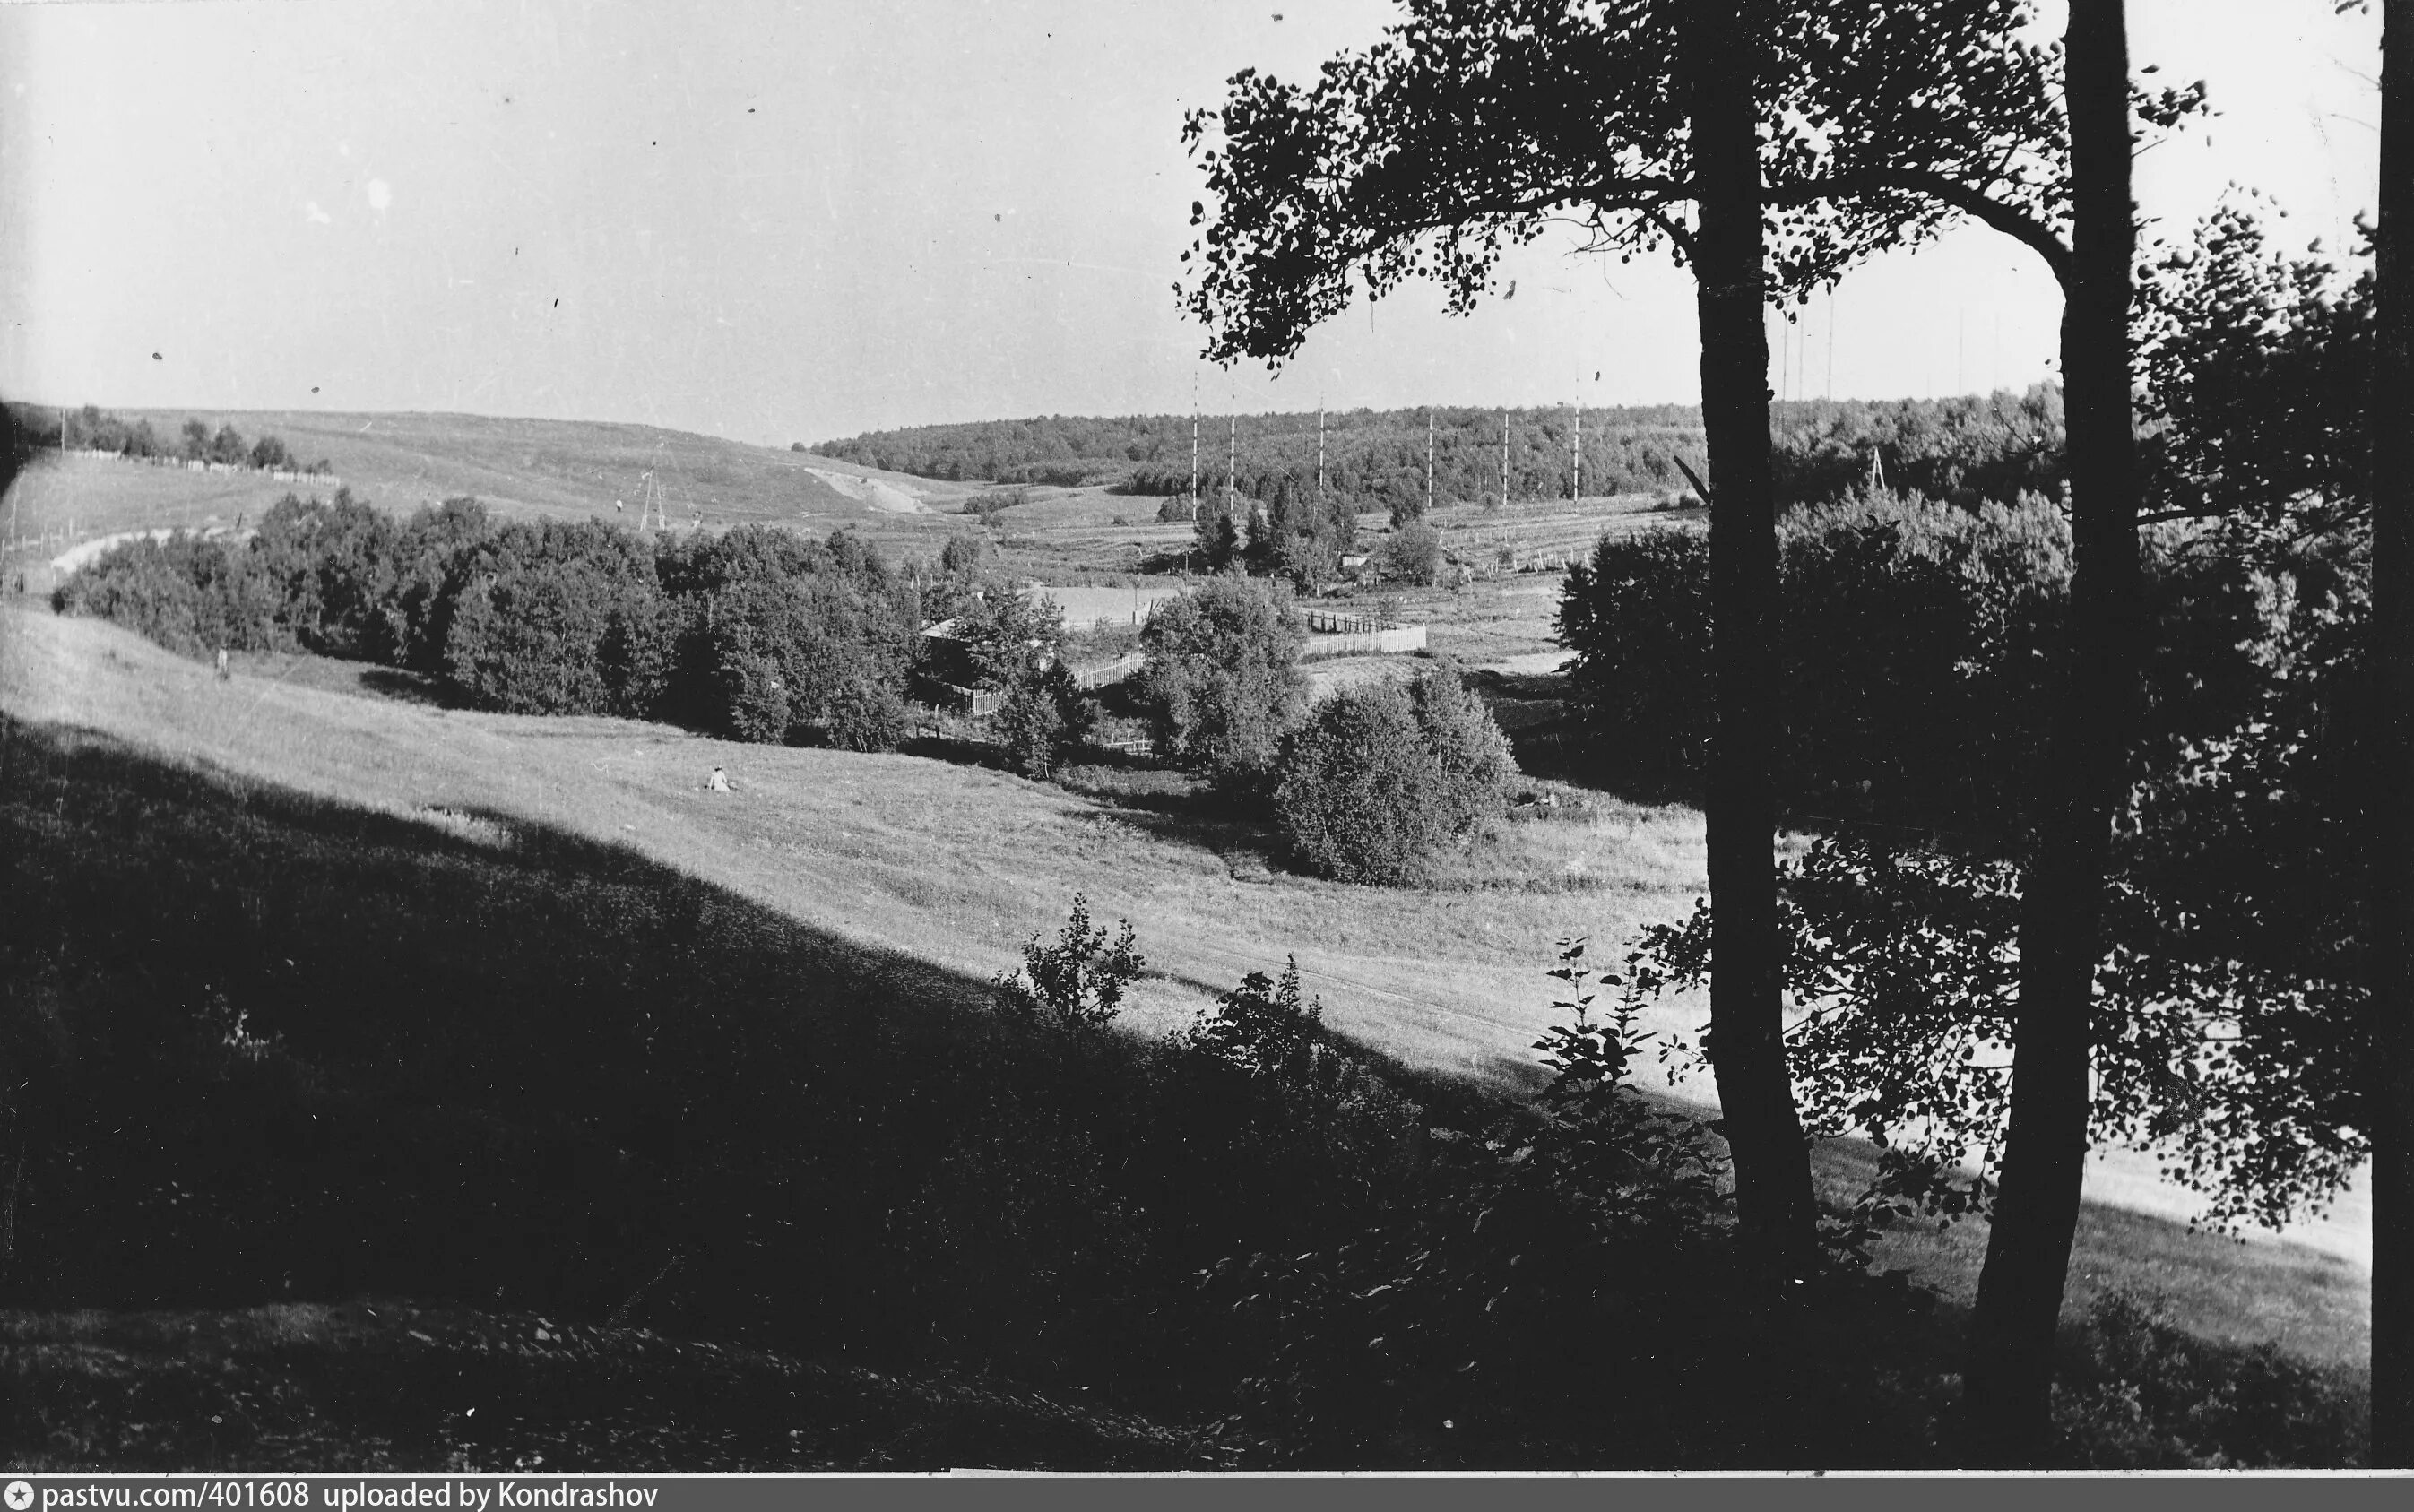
3, 411, 984, 587
0, 605, 2371, 1373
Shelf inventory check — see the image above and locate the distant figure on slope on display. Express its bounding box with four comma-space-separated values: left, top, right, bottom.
707, 766, 731, 792
215, 646, 229, 682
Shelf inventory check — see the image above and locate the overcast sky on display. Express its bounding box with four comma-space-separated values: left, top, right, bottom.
0, 0, 2384, 445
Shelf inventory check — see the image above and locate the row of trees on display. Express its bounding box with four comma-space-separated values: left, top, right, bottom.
13, 403, 329, 474
54, 495, 931, 751
1180, 481, 1361, 589
1182, 0, 2409, 1465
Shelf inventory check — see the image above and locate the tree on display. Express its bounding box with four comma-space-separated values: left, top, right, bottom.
1379, 520, 1442, 585
997, 659, 1093, 780
951, 587, 1067, 689
1137, 575, 1309, 792
1273, 672, 1507, 884
1182, 0, 2063, 1279
1956, 3, 2142, 1460
2369, 0, 2412, 1466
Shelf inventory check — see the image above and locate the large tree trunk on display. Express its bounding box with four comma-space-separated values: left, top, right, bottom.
2371, 0, 2413, 1469
1687, 1, 1821, 1278
1960, 0, 2141, 1466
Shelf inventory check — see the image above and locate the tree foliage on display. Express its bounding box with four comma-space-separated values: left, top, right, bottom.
1136, 575, 1309, 792
1273, 669, 1510, 884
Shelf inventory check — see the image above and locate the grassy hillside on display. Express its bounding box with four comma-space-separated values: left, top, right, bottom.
1, 410, 990, 594
0, 603, 2377, 1465
2, 607, 2370, 1348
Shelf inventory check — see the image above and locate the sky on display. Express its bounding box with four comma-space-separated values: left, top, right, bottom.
0, 0, 2385, 447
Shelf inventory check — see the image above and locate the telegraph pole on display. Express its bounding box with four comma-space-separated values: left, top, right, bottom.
1190, 391, 1200, 519
1317, 400, 1326, 497
1500, 413, 1509, 511
1573, 405, 1582, 502
1226, 410, 1236, 518
1425, 409, 1435, 517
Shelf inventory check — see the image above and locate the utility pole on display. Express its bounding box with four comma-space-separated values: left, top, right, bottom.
1426, 409, 1435, 517
1317, 401, 1326, 497
1500, 413, 1509, 511
1226, 410, 1236, 519
1573, 405, 1582, 502
1190, 399, 1200, 519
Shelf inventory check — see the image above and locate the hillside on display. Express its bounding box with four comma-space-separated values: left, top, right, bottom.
2, 410, 985, 592
0, 605, 2371, 1377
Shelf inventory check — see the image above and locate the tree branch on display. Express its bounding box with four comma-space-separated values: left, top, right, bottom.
1770, 169, 2072, 288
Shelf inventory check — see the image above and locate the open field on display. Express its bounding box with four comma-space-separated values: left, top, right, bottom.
0, 601, 2371, 1372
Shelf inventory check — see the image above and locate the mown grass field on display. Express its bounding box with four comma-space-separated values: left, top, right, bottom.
0, 602, 2371, 1377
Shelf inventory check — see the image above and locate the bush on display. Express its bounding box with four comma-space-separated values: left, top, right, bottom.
991, 894, 1142, 1037
1273, 670, 1510, 884
2053, 1292, 2366, 1468
1137, 576, 1308, 794
1406, 664, 1513, 829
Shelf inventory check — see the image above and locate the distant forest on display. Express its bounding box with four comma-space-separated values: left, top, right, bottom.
808, 387, 2067, 517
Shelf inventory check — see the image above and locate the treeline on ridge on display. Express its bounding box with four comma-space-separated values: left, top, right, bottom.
807, 389, 2067, 518
6, 402, 329, 474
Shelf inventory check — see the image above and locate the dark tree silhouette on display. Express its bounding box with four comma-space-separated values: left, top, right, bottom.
2369, 0, 2412, 1468
1179, 0, 2060, 1281
1955, 2, 2142, 1463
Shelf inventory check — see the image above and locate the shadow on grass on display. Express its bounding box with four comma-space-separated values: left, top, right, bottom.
0, 714, 1487, 1462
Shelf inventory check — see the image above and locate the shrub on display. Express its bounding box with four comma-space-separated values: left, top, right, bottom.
1406, 665, 1513, 831
2052, 1292, 2366, 1468
825, 674, 912, 753
939, 532, 992, 578
991, 893, 1142, 1036
1184, 958, 1324, 1081
1273, 670, 1509, 884
1137, 576, 1308, 794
